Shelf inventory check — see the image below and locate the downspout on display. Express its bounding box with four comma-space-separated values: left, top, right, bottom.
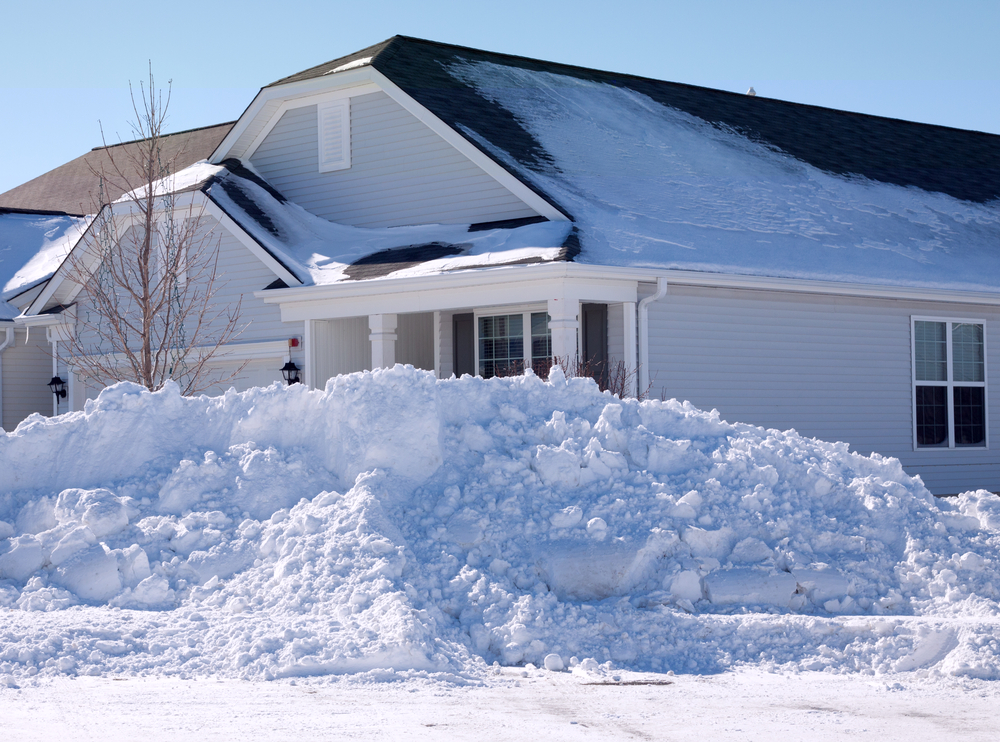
637, 277, 667, 397
0, 325, 13, 427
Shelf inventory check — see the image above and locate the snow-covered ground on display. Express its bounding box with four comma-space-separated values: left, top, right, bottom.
4, 670, 998, 741
2, 367, 1000, 735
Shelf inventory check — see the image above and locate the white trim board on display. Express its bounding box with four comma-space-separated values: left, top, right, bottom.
241, 83, 380, 163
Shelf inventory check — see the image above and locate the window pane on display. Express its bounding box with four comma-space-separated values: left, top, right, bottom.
954, 386, 986, 446
916, 386, 948, 446
531, 312, 548, 337
914, 321, 947, 381
530, 312, 552, 378
952, 323, 984, 382
478, 314, 524, 378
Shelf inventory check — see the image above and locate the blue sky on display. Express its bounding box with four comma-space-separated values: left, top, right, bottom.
1, 0, 998, 199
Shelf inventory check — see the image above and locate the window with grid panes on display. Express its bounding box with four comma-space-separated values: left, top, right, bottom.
478, 314, 524, 378
477, 311, 551, 379
913, 319, 986, 448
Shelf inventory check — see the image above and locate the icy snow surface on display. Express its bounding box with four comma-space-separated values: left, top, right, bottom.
2, 366, 1000, 684
449, 61, 1000, 293
0, 212, 89, 318
202, 166, 569, 285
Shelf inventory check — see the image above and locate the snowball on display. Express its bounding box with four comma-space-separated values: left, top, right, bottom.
543, 653, 565, 671
586, 517, 607, 537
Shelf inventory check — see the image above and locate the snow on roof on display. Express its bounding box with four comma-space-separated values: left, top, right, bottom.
198, 162, 571, 285
447, 61, 1000, 293
114, 160, 227, 203
0, 212, 89, 319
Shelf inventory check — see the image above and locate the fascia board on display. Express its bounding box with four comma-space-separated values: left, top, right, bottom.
368, 68, 569, 223
258, 265, 638, 322
653, 269, 1000, 306
256, 258, 1000, 321
199, 197, 303, 287
210, 69, 381, 163
17, 312, 68, 327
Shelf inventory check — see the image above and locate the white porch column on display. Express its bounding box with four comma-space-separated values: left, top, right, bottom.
623, 301, 637, 397
303, 319, 315, 388
50, 337, 60, 416
433, 311, 442, 379
547, 297, 579, 365
369, 313, 398, 369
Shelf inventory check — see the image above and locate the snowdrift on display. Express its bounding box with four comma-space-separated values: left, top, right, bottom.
2, 367, 1000, 682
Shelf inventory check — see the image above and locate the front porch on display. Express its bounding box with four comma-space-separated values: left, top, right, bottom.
259, 264, 649, 392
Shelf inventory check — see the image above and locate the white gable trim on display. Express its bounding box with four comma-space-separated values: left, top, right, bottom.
210, 69, 380, 163
212, 67, 568, 223
239, 83, 380, 164
199, 198, 303, 287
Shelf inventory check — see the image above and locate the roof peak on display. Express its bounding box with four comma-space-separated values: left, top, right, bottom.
270, 36, 999, 140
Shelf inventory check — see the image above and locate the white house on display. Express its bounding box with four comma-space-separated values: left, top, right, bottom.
12, 36, 1000, 495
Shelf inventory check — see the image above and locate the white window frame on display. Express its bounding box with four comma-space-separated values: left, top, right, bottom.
911, 316, 989, 450
474, 304, 550, 377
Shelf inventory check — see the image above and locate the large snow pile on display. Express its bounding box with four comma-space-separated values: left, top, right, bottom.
450, 61, 1000, 293
2, 367, 1000, 683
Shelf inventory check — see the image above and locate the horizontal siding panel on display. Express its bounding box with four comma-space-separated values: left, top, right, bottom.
645, 286, 1000, 495
2, 328, 52, 430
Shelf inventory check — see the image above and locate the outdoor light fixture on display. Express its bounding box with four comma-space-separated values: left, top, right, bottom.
48, 376, 67, 399
280, 361, 301, 385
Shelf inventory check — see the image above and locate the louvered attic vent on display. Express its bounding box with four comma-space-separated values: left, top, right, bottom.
317, 99, 351, 172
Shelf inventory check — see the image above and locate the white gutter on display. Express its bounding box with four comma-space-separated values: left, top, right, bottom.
637, 277, 668, 396
0, 324, 14, 427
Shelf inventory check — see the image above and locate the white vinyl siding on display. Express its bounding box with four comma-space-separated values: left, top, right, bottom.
249, 91, 539, 228
607, 302, 626, 368
396, 312, 434, 371
1, 327, 52, 430
67, 215, 304, 401
644, 285, 1000, 495
311, 317, 371, 389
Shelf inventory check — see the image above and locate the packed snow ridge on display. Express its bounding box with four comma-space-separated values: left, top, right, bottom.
2, 367, 1000, 683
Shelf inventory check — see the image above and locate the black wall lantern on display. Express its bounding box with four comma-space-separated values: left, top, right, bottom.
280, 361, 301, 385
48, 376, 67, 399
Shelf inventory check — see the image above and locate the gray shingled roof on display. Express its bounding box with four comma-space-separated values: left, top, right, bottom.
267, 36, 1000, 206
0, 122, 235, 214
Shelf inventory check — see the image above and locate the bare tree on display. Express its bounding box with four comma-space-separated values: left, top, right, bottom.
62, 68, 245, 395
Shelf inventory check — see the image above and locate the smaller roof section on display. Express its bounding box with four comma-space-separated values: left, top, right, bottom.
0, 210, 89, 319
0, 122, 235, 215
